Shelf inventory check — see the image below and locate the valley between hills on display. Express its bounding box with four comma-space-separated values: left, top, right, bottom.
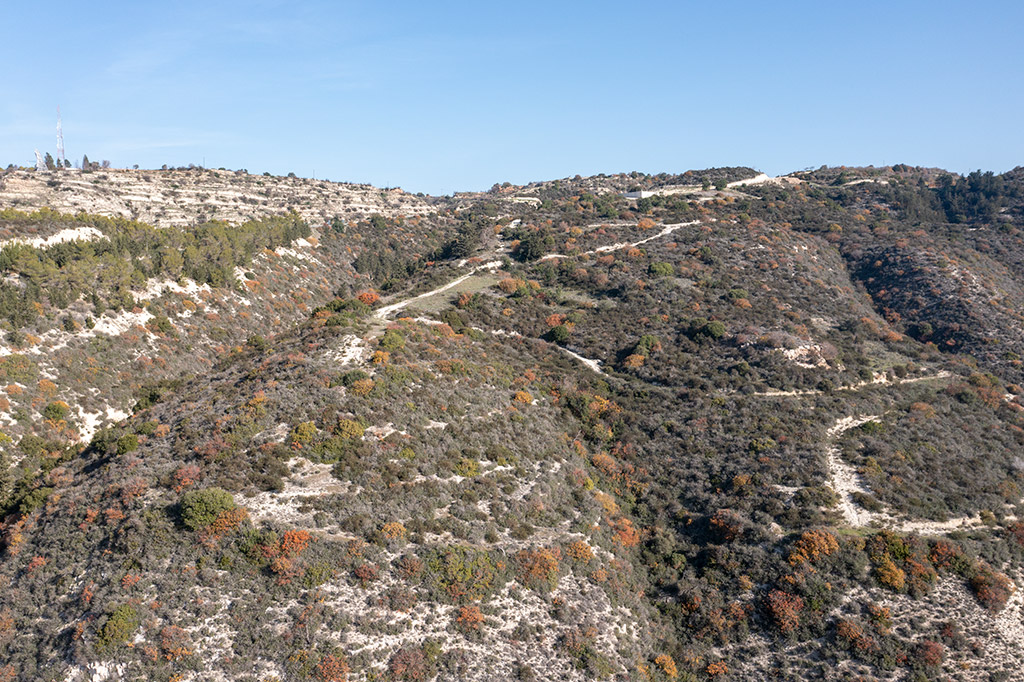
2, 163, 1024, 681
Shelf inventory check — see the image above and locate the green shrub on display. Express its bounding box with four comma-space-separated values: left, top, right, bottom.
688, 318, 726, 341
148, 315, 174, 334
635, 334, 661, 356
315, 436, 360, 464
303, 562, 336, 588
289, 421, 317, 444
181, 487, 236, 530
246, 335, 270, 352
42, 402, 69, 422
334, 418, 364, 440
424, 546, 505, 603
0, 355, 38, 383
649, 262, 674, 277
454, 458, 480, 477
726, 288, 749, 300
549, 325, 571, 344
17, 486, 53, 515
337, 370, 369, 387
116, 433, 139, 455
704, 320, 726, 339
97, 604, 139, 649
18, 435, 47, 458
137, 420, 159, 436
381, 330, 405, 351
317, 298, 370, 317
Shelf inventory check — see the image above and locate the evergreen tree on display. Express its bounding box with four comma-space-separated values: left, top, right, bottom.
0, 448, 13, 513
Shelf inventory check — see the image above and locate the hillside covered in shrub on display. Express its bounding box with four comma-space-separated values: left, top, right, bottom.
2, 164, 1024, 681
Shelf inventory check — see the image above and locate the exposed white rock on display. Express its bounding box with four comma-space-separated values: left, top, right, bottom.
63, 660, 127, 682
75, 406, 130, 443
135, 277, 212, 302
92, 309, 155, 336
1, 225, 106, 249
330, 335, 368, 365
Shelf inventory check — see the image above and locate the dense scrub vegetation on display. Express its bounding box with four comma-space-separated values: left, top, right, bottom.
3, 165, 1024, 680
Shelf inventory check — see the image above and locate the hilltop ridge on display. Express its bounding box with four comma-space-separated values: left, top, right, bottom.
0, 167, 437, 227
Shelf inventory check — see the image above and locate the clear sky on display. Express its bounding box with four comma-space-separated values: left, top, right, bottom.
2, 1, 1022, 195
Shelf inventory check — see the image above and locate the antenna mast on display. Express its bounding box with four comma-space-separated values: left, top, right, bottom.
56, 107, 65, 167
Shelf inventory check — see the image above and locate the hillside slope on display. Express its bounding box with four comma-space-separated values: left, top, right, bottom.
2, 165, 1024, 681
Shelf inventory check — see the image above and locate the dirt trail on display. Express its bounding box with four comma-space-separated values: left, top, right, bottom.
726, 173, 774, 188
754, 370, 951, 397
372, 220, 700, 371
539, 220, 701, 262
552, 346, 604, 374
826, 415, 883, 527
767, 367, 1005, 535
374, 261, 502, 320
824, 412, 985, 534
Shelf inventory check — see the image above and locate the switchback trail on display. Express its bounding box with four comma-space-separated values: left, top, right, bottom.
369, 220, 706, 374
824, 413, 987, 534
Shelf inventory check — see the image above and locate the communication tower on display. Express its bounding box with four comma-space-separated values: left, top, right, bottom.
56, 107, 65, 167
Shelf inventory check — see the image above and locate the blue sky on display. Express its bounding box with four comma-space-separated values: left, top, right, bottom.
2, 1, 1021, 194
